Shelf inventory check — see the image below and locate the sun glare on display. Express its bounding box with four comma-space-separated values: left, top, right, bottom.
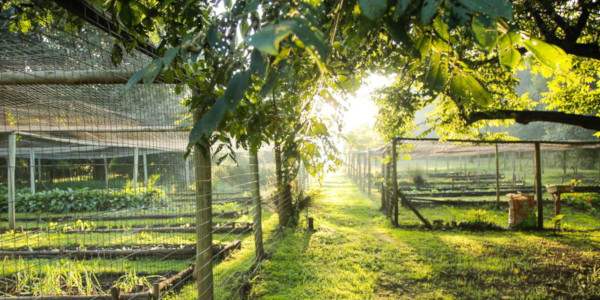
342, 74, 395, 133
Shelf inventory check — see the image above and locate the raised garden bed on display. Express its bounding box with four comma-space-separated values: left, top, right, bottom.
0, 240, 241, 260
0, 210, 247, 223
0, 222, 253, 234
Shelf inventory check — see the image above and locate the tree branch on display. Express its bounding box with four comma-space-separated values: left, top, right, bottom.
466, 110, 600, 131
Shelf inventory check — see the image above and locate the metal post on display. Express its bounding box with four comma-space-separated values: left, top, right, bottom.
143, 153, 148, 188
29, 149, 35, 194
391, 140, 399, 226
103, 157, 109, 189
249, 148, 264, 260
7, 133, 16, 229
534, 142, 543, 229
133, 147, 139, 190
495, 143, 500, 205
185, 157, 191, 188
367, 149, 371, 196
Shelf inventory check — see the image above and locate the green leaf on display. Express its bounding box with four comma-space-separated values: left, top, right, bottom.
456, 0, 512, 20
188, 71, 251, 147
289, 17, 329, 59
247, 22, 294, 55
498, 31, 521, 68
162, 47, 179, 67
126, 68, 145, 89
188, 99, 228, 147
142, 59, 164, 84
523, 37, 571, 73
449, 69, 492, 106
426, 53, 449, 91
394, 0, 411, 19
471, 15, 498, 50
250, 49, 267, 78
420, 0, 442, 24
432, 16, 449, 42
358, 0, 388, 20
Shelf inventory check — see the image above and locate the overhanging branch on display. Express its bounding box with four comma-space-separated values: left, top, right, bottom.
466, 110, 600, 131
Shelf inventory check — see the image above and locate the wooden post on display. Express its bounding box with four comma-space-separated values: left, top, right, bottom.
29, 149, 35, 194
7, 133, 16, 230
367, 149, 371, 196
143, 153, 148, 188
249, 148, 264, 261
534, 142, 543, 229
495, 144, 500, 205
133, 147, 139, 190
110, 287, 120, 300
103, 157, 109, 189
391, 140, 399, 226
152, 283, 160, 300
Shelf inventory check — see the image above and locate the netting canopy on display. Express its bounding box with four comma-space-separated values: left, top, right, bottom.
0, 22, 190, 160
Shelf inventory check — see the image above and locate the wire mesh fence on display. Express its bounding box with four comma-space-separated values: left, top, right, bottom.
348, 138, 600, 231
0, 17, 313, 299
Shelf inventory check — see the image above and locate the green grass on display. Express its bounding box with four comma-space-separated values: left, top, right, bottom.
247, 173, 600, 299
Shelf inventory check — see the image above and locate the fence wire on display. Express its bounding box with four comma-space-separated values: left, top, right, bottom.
0, 16, 312, 300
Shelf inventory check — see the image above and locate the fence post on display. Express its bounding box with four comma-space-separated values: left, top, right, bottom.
103, 156, 109, 189
249, 148, 264, 260
534, 142, 543, 229
495, 143, 500, 206
133, 147, 139, 190
7, 132, 16, 230
29, 149, 35, 194
367, 149, 371, 196
391, 140, 399, 227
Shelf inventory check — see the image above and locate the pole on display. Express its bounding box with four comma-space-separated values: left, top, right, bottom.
143, 153, 148, 188
7, 133, 16, 229
185, 157, 191, 188
29, 149, 35, 194
534, 142, 543, 229
133, 148, 139, 190
367, 149, 371, 196
391, 140, 399, 226
103, 157, 109, 189
249, 148, 264, 260
495, 144, 500, 205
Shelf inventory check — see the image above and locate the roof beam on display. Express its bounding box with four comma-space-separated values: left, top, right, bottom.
0, 70, 172, 85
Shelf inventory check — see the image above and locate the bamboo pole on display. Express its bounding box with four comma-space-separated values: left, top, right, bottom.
249, 148, 264, 260
7, 133, 16, 230
534, 143, 543, 229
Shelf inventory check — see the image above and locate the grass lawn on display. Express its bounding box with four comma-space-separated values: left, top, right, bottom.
247, 173, 600, 299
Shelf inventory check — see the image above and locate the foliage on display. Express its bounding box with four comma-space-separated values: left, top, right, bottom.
563, 193, 600, 214
0, 186, 164, 213
12, 260, 102, 296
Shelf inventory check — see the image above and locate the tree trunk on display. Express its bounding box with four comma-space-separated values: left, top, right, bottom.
193, 112, 213, 299
274, 143, 291, 227
249, 148, 264, 260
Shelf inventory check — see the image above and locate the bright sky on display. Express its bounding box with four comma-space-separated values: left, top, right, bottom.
342, 74, 395, 133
